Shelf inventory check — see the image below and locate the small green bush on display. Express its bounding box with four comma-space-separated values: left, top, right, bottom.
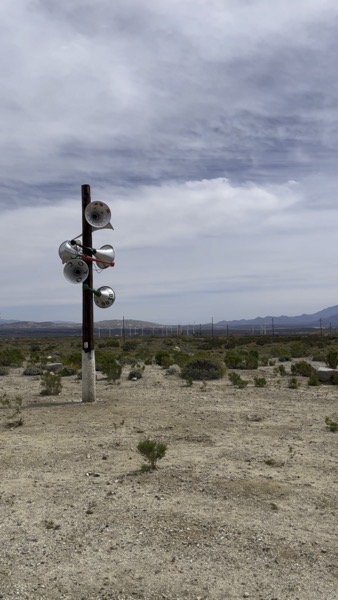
325, 416, 338, 432
40, 372, 62, 396
308, 372, 319, 386
122, 340, 138, 352
0, 348, 24, 368
291, 361, 315, 377
0, 366, 9, 376
181, 358, 223, 381
137, 438, 167, 470
224, 349, 258, 370
326, 349, 338, 369
60, 366, 77, 377
154, 350, 172, 368
288, 377, 299, 389
228, 372, 248, 388
0, 394, 23, 428
275, 364, 287, 376
330, 372, 338, 386
254, 376, 267, 387
23, 365, 43, 376
100, 354, 122, 382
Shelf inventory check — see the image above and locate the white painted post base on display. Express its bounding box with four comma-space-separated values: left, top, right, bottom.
82, 350, 96, 403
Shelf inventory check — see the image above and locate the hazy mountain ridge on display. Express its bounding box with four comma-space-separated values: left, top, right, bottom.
1, 306, 338, 329
216, 305, 338, 327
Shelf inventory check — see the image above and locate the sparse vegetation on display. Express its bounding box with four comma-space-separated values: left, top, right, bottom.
228, 372, 249, 388
40, 372, 62, 396
325, 416, 338, 432
308, 372, 319, 386
181, 358, 224, 381
291, 360, 315, 377
99, 354, 122, 383
23, 365, 43, 376
325, 349, 338, 369
254, 376, 267, 387
288, 376, 299, 389
0, 394, 23, 428
137, 438, 167, 470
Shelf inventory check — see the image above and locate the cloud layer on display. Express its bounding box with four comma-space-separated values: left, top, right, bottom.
0, 1, 337, 322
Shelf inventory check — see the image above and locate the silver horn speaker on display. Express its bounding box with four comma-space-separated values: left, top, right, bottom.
85, 201, 111, 228
58, 239, 82, 264
95, 245, 115, 269
63, 259, 89, 284
94, 286, 116, 308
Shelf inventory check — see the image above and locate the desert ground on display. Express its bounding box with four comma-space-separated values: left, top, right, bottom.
0, 359, 337, 600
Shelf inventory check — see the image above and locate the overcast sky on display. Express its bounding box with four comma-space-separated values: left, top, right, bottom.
1, 0, 338, 325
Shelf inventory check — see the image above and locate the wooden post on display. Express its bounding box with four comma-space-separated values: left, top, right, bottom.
81, 184, 96, 403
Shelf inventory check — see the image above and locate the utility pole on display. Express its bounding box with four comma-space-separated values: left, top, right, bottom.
81, 184, 96, 403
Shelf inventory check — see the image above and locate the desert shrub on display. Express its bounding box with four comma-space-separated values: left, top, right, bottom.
288, 377, 299, 389
224, 349, 258, 370
29, 344, 41, 352
278, 356, 290, 363
228, 372, 248, 388
254, 376, 267, 387
329, 372, 338, 385
155, 351, 172, 368
275, 364, 287, 376
60, 366, 77, 377
259, 356, 269, 366
312, 352, 325, 362
181, 358, 223, 381
291, 361, 315, 377
308, 372, 319, 386
171, 352, 191, 368
137, 438, 167, 470
325, 416, 338, 432
99, 339, 120, 348
0, 366, 9, 376
0, 394, 23, 428
325, 349, 338, 369
40, 372, 62, 396
100, 354, 122, 382
23, 365, 43, 376
290, 342, 309, 358
224, 351, 242, 369
0, 348, 24, 368
122, 340, 138, 352
63, 351, 82, 369
128, 369, 143, 380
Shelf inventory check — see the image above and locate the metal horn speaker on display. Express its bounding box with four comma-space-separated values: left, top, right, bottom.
85, 201, 111, 228
95, 245, 115, 269
58, 240, 82, 264
63, 259, 89, 284
93, 286, 116, 309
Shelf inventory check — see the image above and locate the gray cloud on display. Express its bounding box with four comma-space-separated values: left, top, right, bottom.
0, 0, 338, 321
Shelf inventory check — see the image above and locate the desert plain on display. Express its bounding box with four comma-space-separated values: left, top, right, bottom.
0, 348, 337, 600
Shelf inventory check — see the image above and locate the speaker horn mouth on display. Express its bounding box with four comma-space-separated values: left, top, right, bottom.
85, 201, 112, 229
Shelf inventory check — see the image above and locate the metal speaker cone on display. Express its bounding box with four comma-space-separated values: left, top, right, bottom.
85, 201, 111, 228
63, 259, 89, 284
95, 245, 115, 269
94, 286, 116, 309
58, 240, 82, 264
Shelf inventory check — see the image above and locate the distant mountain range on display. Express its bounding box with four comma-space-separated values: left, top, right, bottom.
214, 305, 338, 328
1, 306, 338, 330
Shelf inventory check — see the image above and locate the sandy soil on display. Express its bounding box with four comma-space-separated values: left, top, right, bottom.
0, 363, 337, 600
